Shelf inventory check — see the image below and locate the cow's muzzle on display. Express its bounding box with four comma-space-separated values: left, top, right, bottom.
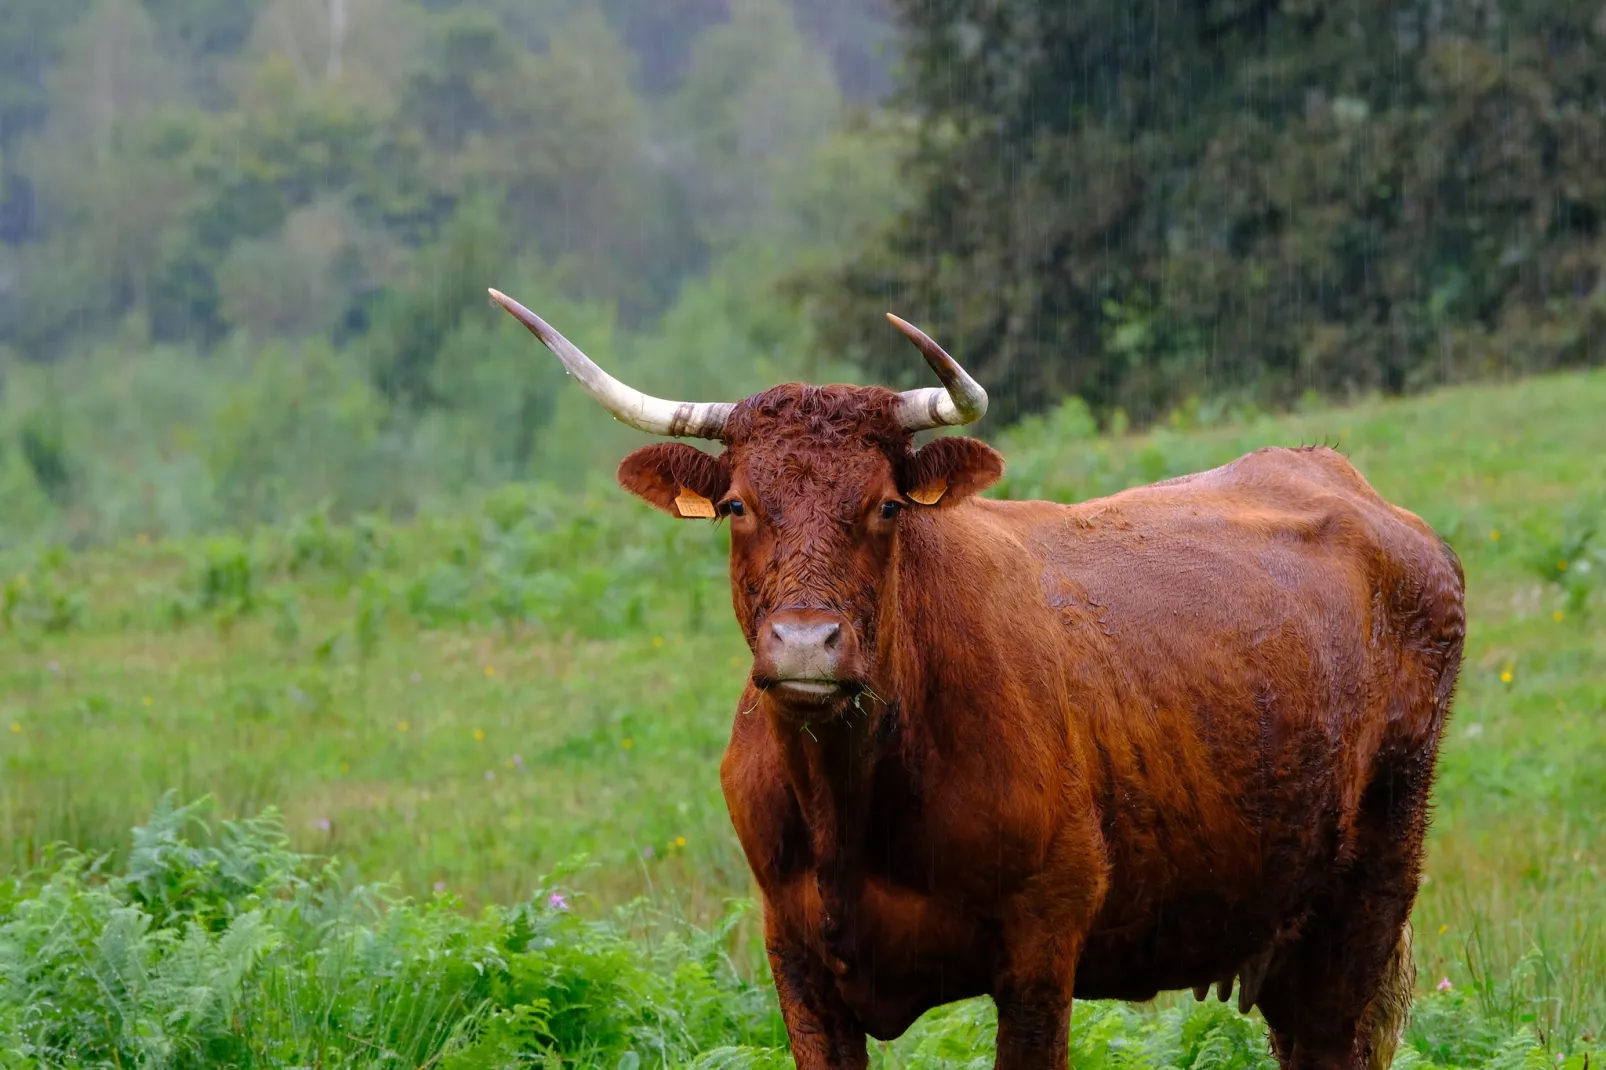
753, 608, 861, 704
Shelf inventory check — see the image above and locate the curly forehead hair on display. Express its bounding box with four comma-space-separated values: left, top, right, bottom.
723, 384, 912, 457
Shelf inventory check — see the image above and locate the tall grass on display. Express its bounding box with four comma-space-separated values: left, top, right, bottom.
2, 798, 1592, 1068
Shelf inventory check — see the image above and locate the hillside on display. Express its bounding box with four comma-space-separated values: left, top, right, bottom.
3, 369, 1604, 1063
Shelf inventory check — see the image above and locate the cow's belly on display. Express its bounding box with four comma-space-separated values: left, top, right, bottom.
794, 874, 996, 1039
1072, 761, 1349, 1001
1074, 893, 1283, 1001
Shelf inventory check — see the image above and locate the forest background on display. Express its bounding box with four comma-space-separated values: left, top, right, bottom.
4, 0, 1605, 550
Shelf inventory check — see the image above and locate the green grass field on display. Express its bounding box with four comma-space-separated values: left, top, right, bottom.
3, 371, 1604, 1067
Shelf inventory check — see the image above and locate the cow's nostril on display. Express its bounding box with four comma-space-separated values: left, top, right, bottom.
823, 624, 841, 650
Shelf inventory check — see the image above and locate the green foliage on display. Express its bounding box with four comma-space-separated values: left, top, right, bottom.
0, 799, 787, 1069
821, 0, 1606, 428
0, 0, 889, 362
2, 800, 1596, 1068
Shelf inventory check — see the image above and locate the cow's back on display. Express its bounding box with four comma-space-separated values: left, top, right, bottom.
973, 445, 1465, 998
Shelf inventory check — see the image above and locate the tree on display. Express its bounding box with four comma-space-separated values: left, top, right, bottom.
667, 0, 844, 251
821, 0, 1606, 426
4, 0, 191, 353
402, 4, 692, 319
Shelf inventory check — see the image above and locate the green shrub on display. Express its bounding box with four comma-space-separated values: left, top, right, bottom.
2, 800, 1597, 1069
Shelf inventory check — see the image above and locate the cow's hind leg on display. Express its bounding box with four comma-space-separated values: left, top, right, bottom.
1255, 755, 1432, 1070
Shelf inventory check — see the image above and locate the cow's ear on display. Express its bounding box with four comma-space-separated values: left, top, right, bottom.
901, 436, 1004, 507
618, 443, 731, 519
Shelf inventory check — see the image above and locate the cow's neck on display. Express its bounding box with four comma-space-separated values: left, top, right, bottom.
765, 700, 886, 884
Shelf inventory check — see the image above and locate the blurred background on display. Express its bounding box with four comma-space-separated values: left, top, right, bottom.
0, 1, 1603, 1065
4, 0, 1605, 545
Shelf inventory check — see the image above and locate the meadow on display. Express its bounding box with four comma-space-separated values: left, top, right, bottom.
2, 369, 1604, 1067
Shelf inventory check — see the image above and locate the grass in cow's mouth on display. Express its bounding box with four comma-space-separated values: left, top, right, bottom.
3, 368, 1606, 1063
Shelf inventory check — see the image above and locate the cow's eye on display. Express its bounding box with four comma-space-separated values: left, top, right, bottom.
880, 500, 902, 520
726, 499, 746, 517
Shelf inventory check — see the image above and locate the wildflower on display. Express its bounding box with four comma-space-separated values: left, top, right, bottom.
1554, 610, 1565, 622
512, 753, 525, 770
641, 845, 655, 859
1489, 530, 1501, 542
314, 817, 331, 832
1438, 924, 1448, 934
1557, 560, 1568, 571
141, 696, 152, 707
339, 762, 350, 774
652, 635, 664, 648
675, 836, 687, 848
549, 893, 569, 911
484, 770, 495, 781
484, 665, 496, 677
433, 880, 446, 893
410, 672, 422, 683
621, 737, 634, 750
397, 720, 410, 733
473, 728, 485, 741
1499, 669, 1513, 684
8, 722, 20, 734
47, 661, 59, 673
1436, 977, 1453, 992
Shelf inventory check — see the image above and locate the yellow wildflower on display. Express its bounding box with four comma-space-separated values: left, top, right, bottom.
397, 720, 411, 733
1489, 530, 1501, 541
621, 737, 634, 750
473, 728, 485, 741
8, 722, 20, 734
1499, 669, 1513, 684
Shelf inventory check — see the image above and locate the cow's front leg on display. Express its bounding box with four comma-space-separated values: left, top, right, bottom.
992, 936, 1079, 1070
993, 830, 1104, 1070
767, 924, 866, 1070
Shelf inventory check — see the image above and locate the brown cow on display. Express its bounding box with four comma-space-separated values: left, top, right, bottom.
490, 288, 1466, 1070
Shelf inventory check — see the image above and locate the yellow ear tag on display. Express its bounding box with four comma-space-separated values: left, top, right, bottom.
908, 477, 947, 506
675, 488, 717, 518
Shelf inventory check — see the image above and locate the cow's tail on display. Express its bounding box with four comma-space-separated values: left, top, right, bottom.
1367, 921, 1414, 1070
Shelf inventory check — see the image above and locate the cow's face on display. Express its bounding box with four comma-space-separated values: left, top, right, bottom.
484, 289, 996, 709
617, 385, 1002, 711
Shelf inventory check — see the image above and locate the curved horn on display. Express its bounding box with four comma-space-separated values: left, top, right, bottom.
885, 314, 989, 430
489, 288, 732, 439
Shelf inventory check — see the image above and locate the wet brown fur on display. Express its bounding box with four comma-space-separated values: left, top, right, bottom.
615, 384, 1465, 1070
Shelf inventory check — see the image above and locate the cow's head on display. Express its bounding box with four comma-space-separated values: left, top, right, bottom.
489, 289, 1002, 714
